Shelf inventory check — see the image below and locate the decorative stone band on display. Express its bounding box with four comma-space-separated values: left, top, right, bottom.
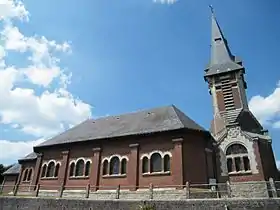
172, 138, 183, 143
62, 151, 69, 155
92, 147, 101, 152
129, 143, 139, 148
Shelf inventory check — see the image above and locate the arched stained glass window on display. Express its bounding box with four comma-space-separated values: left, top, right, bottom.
150, 153, 162, 173
54, 164, 60, 177
163, 155, 170, 172
75, 159, 85, 176
41, 165, 47, 178
46, 161, 55, 177
103, 160, 109, 175
121, 159, 127, 175
85, 161, 91, 176
69, 162, 75, 177
110, 157, 120, 175
142, 157, 149, 173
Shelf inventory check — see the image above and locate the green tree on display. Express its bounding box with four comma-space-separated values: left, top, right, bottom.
0, 164, 12, 184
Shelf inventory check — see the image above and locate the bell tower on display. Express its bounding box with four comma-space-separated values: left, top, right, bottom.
204, 8, 278, 183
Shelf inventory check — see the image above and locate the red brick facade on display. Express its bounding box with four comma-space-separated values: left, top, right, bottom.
13, 130, 215, 191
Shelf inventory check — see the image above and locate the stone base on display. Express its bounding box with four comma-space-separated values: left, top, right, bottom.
230, 182, 269, 198
1, 197, 280, 210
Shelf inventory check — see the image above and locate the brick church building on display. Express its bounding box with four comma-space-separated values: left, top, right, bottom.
2, 11, 279, 194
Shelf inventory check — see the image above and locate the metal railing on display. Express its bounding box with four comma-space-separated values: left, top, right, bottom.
1, 179, 279, 200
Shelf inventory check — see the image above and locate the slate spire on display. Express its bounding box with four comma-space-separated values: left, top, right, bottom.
205, 6, 243, 77
210, 7, 233, 65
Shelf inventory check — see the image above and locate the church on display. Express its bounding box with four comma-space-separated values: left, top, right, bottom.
1, 11, 279, 195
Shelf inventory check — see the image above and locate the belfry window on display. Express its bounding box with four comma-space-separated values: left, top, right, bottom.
226, 144, 251, 173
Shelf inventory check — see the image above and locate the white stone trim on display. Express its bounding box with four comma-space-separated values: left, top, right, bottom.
140, 150, 172, 160
219, 127, 258, 176
42, 159, 61, 166
101, 154, 129, 163
69, 157, 92, 165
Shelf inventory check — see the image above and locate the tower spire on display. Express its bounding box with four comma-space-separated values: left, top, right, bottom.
205, 8, 243, 77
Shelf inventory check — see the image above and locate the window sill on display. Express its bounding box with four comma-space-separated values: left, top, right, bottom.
69, 176, 89, 180
228, 170, 252, 176
41, 177, 58, 180
142, 171, 171, 177
102, 174, 126, 179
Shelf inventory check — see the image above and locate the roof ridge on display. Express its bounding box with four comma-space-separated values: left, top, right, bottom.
171, 105, 206, 131
92, 104, 174, 121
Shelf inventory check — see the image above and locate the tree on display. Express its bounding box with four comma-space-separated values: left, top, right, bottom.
0, 164, 12, 184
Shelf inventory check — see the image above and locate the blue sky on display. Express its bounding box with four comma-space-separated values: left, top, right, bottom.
0, 0, 279, 167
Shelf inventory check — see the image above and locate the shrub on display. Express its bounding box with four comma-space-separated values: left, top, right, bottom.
137, 204, 156, 210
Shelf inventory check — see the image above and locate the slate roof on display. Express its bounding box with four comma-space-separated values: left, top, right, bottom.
3, 163, 21, 175
36, 105, 206, 148
18, 152, 38, 162
243, 131, 271, 141
204, 12, 243, 77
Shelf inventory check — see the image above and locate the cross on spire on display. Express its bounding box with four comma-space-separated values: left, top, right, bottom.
209, 5, 214, 14
204, 7, 243, 77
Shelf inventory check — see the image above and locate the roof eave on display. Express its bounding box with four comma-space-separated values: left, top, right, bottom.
34, 127, 207, 149
18, 158, 37, 164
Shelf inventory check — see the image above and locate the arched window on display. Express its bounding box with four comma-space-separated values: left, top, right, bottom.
163, 155, 170, 172
227, 158, 233, 173
110, 156, 120, 175
69, 162, 75, 177
103, 160, 109, 175
41, 165, 47, 178
150, 153, 162, 173
22, 169, 28, 181
142, 157, 149, 173
27, 169, 32, 181
226, 144, 250, 173
54, 164, 60, 177
75, 159, 85, 176
46, 161, 55, 177
121, 159, 127, 175
226, 144, 247, 155
85, 161, 91, 176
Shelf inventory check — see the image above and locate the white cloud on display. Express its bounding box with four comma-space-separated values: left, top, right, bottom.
0, 138, 45, 164
23, 66, 60, 87
277, 160, 280, 169
0, 1, 92, 163
153, 0, 178, 4
249, 81, 280, 128
0, 0, 29, 21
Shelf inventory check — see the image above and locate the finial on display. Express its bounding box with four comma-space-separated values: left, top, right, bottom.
209, 5, 214, 14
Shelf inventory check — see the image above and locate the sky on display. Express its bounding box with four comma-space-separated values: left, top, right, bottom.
0, 0, 279, 169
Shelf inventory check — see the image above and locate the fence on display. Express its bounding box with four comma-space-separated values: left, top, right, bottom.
1, 178, 279, 200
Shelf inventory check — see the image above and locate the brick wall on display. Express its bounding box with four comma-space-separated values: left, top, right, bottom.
30, 130, 212, 191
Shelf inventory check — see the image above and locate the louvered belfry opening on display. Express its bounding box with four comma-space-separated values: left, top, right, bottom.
221, 78, 235, 111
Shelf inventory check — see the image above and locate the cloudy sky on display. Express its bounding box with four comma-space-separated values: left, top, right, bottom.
0, 0, 279, 169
